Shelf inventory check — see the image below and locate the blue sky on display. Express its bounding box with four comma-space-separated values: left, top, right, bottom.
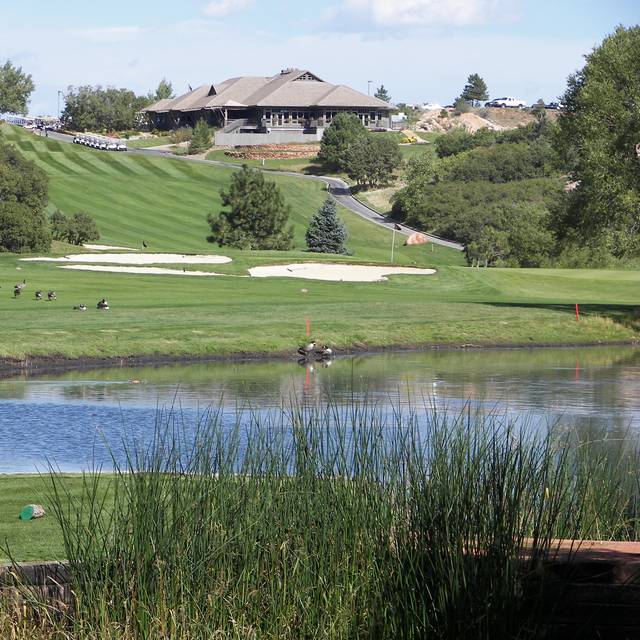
2, 0, 638, 115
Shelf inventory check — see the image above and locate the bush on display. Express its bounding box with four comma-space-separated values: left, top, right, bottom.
392, 178, 563, 266
441, 141, 555, 183
306, 197, 349, 254
170, 127, 193, 144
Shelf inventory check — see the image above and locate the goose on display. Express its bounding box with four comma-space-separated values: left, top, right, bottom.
13, 287, 21, 298
97, 298, 110, 310
73, 304, 87, 311
297, 339, 316, 358
34, 290, 43, 300
47, 291, 57, 301
15, 280, 26, 290
315, 345, 333, 358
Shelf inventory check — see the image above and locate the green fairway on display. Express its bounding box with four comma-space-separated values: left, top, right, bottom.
0, 123, 639, 361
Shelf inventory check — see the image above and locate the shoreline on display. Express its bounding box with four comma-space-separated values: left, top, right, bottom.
1, 337, 638, 378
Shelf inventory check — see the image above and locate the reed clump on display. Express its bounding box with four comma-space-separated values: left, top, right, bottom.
39, 402, 640, 639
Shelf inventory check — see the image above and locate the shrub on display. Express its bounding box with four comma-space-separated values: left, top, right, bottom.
188, 119, 212, 154
49, 210, 100, 245
0, 202, 51, 253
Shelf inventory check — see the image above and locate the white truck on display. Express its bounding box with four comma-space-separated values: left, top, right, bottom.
485, 97, 527, 108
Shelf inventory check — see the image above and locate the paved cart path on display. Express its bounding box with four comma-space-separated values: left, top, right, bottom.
47, 131, 464, 251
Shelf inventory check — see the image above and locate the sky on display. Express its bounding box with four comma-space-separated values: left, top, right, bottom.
1, 0, 638, 115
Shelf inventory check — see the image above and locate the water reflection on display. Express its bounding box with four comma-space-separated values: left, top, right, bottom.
0, 345, 639, 472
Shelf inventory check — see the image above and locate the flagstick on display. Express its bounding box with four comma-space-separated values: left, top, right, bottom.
391, 228, 396, 263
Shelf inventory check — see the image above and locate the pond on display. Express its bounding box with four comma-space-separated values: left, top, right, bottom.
1, 345, 639, 473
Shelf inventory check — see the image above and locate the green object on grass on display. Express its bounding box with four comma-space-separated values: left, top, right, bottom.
19, 505, 35, 520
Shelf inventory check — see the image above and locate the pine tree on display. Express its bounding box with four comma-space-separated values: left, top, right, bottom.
189, 119, 212, 154
207, 166, 294, 250
306, 197, 349, 254
374, 85, 391, 103
152, 78, 174, 101
460, 73, 489, 106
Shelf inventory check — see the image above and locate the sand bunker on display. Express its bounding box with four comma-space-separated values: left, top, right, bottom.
82, 243, 138, 251
248, 263, 437, 282
60, 265, 225, 276
22, 253, 232, 265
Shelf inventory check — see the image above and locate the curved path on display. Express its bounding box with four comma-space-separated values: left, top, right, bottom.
48, 131, 463, 250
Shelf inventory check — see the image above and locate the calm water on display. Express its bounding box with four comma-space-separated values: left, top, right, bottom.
1, 345, 639, 473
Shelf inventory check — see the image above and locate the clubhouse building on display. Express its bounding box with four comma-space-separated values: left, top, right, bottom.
143, 69, 393, 145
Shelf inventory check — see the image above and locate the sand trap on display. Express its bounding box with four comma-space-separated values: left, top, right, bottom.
60, 265, 225, 276
82, 243, 138, 251
248, 263, 437, 282
22, 253, 232, 265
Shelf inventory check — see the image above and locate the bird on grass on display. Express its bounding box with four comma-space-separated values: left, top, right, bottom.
297, 339, 316, 358
142, 240, 148, 248
97, 298, 110, 310
35, 290, 43, 300
13, 287, 21, 298
73, 304, 87, 311
47, 291, 57, 301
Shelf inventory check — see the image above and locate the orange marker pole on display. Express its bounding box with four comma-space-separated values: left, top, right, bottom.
575, 304, 580, 321
305, 317, 310, 337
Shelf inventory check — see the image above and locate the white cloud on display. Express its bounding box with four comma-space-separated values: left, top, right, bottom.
342, 0, 514, 27
203, 0, 253, 17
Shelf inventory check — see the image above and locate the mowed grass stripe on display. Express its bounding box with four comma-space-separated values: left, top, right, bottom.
132, 156, 180, 179
34, 151, 82, 176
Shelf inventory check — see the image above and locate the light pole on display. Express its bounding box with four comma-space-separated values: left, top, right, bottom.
367, 80, 372, 96
57, 90, 63, 119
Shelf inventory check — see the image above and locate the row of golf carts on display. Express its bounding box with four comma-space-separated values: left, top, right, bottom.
73, 134, 127, 151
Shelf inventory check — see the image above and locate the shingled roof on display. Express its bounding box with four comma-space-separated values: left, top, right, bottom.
144, 69, 391, 113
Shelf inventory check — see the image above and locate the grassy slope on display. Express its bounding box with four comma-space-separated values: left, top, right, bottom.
0, 124, 638, 360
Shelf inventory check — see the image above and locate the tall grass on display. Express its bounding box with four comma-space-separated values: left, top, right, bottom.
42, 401, 640, 639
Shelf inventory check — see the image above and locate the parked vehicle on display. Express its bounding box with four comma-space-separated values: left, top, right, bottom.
545, 101, 564, 110
485, 97, 527, 108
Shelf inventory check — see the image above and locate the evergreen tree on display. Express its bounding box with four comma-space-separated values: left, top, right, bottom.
318, 113, 368, 171
189, 119, 212, 154
152, 78, 174, 101
460, 73, 489, 106
0, 60, 34, 114
374, 85, 391, 103
306, 197, 349, 254
207, 166, 294, 250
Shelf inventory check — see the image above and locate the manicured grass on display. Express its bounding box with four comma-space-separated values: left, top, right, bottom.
124, 136, 173, 149
0, 475, 89, 561
0, 123, 639, 361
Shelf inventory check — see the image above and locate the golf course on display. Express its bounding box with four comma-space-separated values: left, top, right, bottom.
0, 123, 639, 363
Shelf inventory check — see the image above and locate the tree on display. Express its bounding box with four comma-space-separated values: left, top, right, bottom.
152, 78, 174, 101
61, 86, 151, 131
67, 212, 100, 245
554, 25, 640, 258
306, 197, 349, 254
50, 210, 69, 240
189, 119, 212, 154
318, 113, 368, 171
460, 73, 489, 106
374, 85, 391, 103
207, 166, 294, 250
0, 142, 48, 213
0, 61, 34, 114
0, 202, 51, 253
345, 135, 402, 188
